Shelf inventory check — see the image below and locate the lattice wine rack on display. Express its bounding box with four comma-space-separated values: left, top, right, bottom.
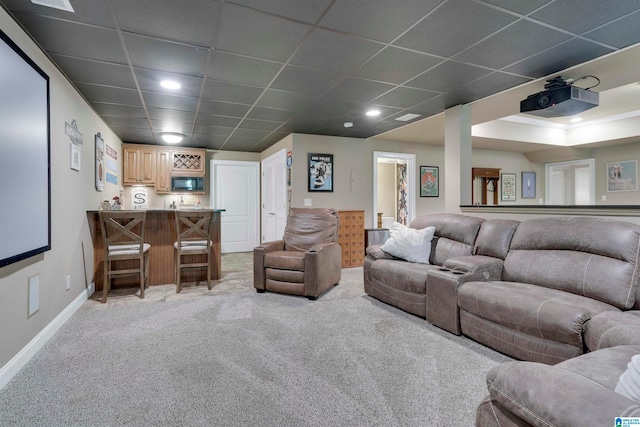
172, 152, 203, 171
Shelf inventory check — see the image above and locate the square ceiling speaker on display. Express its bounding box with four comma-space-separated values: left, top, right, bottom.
31, 0, 74, 12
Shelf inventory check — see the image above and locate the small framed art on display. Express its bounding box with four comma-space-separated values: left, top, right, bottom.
308, 153, 333, 192
70, 143, 81, 171
501, 173, 516, 201
420, 166, 439, 197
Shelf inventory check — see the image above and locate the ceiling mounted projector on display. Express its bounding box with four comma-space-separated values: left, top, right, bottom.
520, 76, 600, 118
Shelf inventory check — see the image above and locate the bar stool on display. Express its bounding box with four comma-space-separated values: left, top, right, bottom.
174, 210, 214, 293
98, 210, 151, 303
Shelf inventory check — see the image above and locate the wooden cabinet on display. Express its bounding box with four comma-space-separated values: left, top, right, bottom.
171, 149, 205, 175
155, 150, 171, 193
123, 145, 156, 185
338, 210, 365, 268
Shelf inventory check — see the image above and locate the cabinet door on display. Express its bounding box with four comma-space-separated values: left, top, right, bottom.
123, 148, 139, 184
155, 150, 171, 193
139, 149, 156, 184
338, 211, 351, 267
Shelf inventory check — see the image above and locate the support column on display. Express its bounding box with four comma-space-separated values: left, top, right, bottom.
444, 104, 472, 212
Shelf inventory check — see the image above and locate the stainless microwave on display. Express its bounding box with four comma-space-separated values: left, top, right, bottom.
171, 176, 204, 192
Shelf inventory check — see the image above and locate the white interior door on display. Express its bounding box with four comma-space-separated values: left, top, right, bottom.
210, 160, 260, 253
261, 149, 287, 243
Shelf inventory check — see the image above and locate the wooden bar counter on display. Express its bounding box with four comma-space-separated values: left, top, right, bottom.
87, 209, 224, 291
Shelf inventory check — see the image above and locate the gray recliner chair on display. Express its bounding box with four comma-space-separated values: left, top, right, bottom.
253, 207, 341, 300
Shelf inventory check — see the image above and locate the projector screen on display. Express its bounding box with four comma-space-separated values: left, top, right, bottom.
0, 29, 51, 268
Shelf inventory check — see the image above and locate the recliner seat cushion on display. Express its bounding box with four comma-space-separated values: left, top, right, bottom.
368, 259, 436, 294
264, 251, 305, 271
458, 281, 619, 348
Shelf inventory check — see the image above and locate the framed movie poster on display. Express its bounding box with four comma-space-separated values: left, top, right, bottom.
420, 166, 439, 197
95, 133, 104, 191
607, 160, 638, 192
521, 171, 536, 198
308, 153, 333, 192
501, 173, 516, 201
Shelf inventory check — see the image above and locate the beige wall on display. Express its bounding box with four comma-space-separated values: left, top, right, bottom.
0, 8, 122, 370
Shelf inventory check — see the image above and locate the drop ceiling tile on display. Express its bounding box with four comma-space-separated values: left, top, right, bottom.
199, 100, 251, 117
238, 119, 282, 131
150, 121, 193, 134
344, 122, 399, 138
352, 47, 443, 84
530, 0, 640, 35
395, 0, 517, 57
453, 20, 572, 69
227, 0, 331, 23
207, 51, 282, 86
481, 0, 553, 15
110, 127, 156, 144
76, 83, 142, 105
406, 61, 491, 92
230, 128, 271, 140
324, 77, 395, 103
50, 55, 136, 88
112, 0, 218, 46
319, 0, 443, 42
270, 66, 343, 96
141, 91, 199, 112
290, 28, 383, 74
92, 103, 147, 118
147, 108, 196, 124
10, 12, 126, 64
410, 94, 448, 116
372, 86, 440, 108
287, 112, 335, 129
504, 38, 614, 78
457, 72, 532, 100
302, 98, 360, 116
191, 133, 226, 150
195, 114, 242, 128
193, 125, 235, 136
202, 80, 264, 104
246, 106, 297, 122
124, 33, 209, 75
256, 89, 317, 110
583, 11, 640, 49
221, 137, 260, 151
133, 69, 204, 97
2, 0, 116, 28
217, 3, 310, 61
103, 116, 150, 129
250, 133, 290, 152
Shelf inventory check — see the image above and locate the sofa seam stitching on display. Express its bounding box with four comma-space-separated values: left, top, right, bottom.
582, 254, 593, 297
626, 234, 640, 308
487, 381, 553, 427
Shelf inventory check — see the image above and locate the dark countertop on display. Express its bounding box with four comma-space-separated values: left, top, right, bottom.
88, 209, 225, 213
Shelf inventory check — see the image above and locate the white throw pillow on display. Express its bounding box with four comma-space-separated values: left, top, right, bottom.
380, 222, 435, 264
616, 354, 640, 402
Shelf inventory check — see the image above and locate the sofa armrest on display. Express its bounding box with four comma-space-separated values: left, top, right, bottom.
366, 244, 397, 260
443, 255, 504, 280
305, 242, 342, 297
486, 361, 640, 427
253, 240, 284, 290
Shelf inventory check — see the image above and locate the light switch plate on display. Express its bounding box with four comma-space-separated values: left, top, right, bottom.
304, 198, 312, 206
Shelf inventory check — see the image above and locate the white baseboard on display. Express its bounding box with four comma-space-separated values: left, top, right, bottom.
0, 282, 95, 390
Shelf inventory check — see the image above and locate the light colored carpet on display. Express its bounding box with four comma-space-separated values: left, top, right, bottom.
0, 258, 511, 426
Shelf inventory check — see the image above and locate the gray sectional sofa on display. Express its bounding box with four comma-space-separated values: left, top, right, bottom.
363, 213, 640, 427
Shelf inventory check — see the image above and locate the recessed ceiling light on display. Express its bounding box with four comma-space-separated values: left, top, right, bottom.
344, 122, 353, 128
395, 113, 421, 122
160, 80, 181, 90
366, 109, 381, 117
160, 132, 184, 144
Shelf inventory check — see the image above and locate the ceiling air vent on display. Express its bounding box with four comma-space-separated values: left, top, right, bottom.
31, 0, 74, 12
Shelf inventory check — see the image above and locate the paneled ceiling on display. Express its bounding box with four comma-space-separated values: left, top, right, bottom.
1, 0, 639, 152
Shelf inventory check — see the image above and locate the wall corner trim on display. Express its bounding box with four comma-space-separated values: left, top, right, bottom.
0, 282, 95, 390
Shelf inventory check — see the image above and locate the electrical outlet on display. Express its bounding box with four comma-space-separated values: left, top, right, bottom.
601, 195, 606, 201
66, 275, 71, 291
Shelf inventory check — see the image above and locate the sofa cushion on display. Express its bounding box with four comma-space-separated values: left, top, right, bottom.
474, 219, 519, 260
283, 207, 339, 252
264, 251, 305, 271
584, 311, 640, 351
368, 259, 436, 295
503, 217, 640, 310
458, 281, 620, 348
380, 223, 435, 264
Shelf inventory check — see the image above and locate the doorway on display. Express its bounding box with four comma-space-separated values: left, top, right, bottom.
210, 160, 260, 253
545, 158, 595, 205
372, 151, 416, 229
261, 149, 287, 243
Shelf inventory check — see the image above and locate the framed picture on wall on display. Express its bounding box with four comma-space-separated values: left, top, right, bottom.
70, 143, 81, 171
607, 160, 638, 192
419, 166, 439, 197
95, 133, 104, 191
521, 171, 536, 198
308, 153, 333, 192
501, 173, 516, 201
